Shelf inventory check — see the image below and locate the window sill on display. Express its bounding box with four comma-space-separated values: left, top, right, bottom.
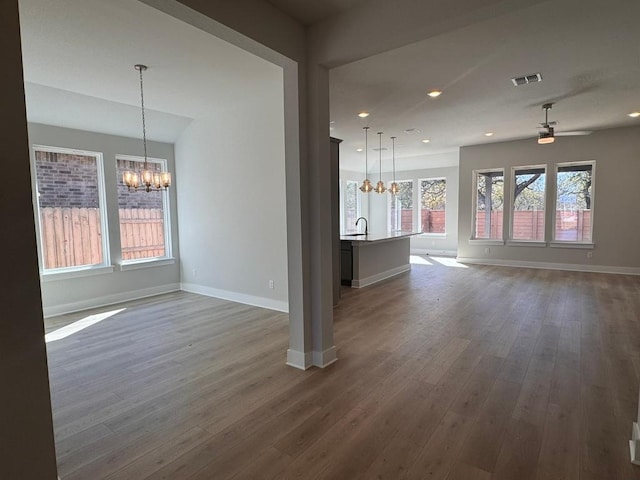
41, 265, 115, 282
549, 242, 594, 249
506, 240, 547, 247
468, 239, 505, 246
120, 257, 176, 271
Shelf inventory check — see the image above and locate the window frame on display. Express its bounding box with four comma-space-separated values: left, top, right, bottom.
418, 177, 446, 236
470, 168, 505, 244
387, 179, 415, 232
31, 144, 112, 277
550, 160, 596, 247
116, 154, 173, 265
509, 164, 547, 245
341, 179, 361, 234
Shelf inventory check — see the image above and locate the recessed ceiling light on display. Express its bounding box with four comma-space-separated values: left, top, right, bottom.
358, 112, 370, 118
356, 148, 363, 152
427, 90, 442, 98
484, 132, 494, 137
421, 139, 430, 143
628, 112, 640, 118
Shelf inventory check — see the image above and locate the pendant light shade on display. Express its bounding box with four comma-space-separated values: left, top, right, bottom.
123, 64, 172, 192
389, 136, 400, 195
374, 132, 386, 194
360, 126, 373, 193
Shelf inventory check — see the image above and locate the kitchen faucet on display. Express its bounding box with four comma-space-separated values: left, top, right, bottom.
355, 217, 368, 235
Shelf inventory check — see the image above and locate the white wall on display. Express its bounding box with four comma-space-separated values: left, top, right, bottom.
458, 125, 640, 273
176, 70, 288, 312
27, 123, 181, 316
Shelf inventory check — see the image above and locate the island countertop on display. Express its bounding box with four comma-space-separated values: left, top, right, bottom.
340, 230, 420, 245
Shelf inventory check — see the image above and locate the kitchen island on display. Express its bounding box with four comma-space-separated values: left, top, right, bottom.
340, 231, 419, 288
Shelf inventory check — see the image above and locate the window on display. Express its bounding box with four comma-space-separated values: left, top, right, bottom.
117, 156, 171, 261
511, 166, 546, 241
554, 162, 594, 242
33, 146, 109, 271
473, 170, 504, 240
389, 180, 414, 232
419, 178, 446, 234
343, 180, 360, 233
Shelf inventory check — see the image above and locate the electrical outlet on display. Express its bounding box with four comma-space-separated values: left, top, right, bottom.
268, 280, 274, 289
587, 251, 593, 259
485, 247, 490, 255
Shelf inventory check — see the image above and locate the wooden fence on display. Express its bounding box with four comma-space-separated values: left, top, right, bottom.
119, 208, 165, 260
40, 207, 164, 269
475, 210, 591, 241
40, 207, 103, 269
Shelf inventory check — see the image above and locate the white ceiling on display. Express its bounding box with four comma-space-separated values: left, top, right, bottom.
18, 0, 282, 142
17, 0, 640, 171
265, 0, 364, 25
330, 0, 640, 171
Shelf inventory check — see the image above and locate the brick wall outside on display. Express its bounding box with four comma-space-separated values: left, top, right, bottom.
35, 151, 99, 208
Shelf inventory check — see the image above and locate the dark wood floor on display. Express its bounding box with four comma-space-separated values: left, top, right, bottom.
46, 259, 640, 479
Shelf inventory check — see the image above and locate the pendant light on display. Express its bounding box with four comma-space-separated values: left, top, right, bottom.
359, 126, 373, 193
374, 132, 386, 193
123, 64, 172, 192
537, 103, 555, 145
389, 136, 400, 195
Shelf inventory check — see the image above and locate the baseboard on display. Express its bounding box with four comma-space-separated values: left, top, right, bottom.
286, 349, 313, 370
411, 248, 457, 257
631, 422, 640, 465
43, 283, 181, 318
313, 346, 337, 368
456, 257, 640, 276
352, 264, 411, 288
286, 346, 337, 370
180, 283, 289, 313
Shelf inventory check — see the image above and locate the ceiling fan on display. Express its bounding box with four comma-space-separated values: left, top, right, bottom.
537, 103, 592, 144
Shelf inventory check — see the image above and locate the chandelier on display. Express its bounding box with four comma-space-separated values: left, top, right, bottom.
389, 136, 400, 195
374, 131, 386, 193
123, 64, 172, 192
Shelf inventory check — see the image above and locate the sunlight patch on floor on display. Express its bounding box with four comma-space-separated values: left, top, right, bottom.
430, 257, 468, 268
45, 308, 126, 343
410, 255, 433, 265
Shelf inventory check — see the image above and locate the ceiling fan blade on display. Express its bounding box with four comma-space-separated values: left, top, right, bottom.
555, 130, 592, 136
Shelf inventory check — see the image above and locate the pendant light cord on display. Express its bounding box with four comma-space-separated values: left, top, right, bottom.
378, 132, 383, 181
364, 127, 369, 177
138, 66, 148, 169
391, 136, 396, 183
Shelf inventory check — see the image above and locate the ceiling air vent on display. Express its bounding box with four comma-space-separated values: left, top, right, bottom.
511, 72, 542, 86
